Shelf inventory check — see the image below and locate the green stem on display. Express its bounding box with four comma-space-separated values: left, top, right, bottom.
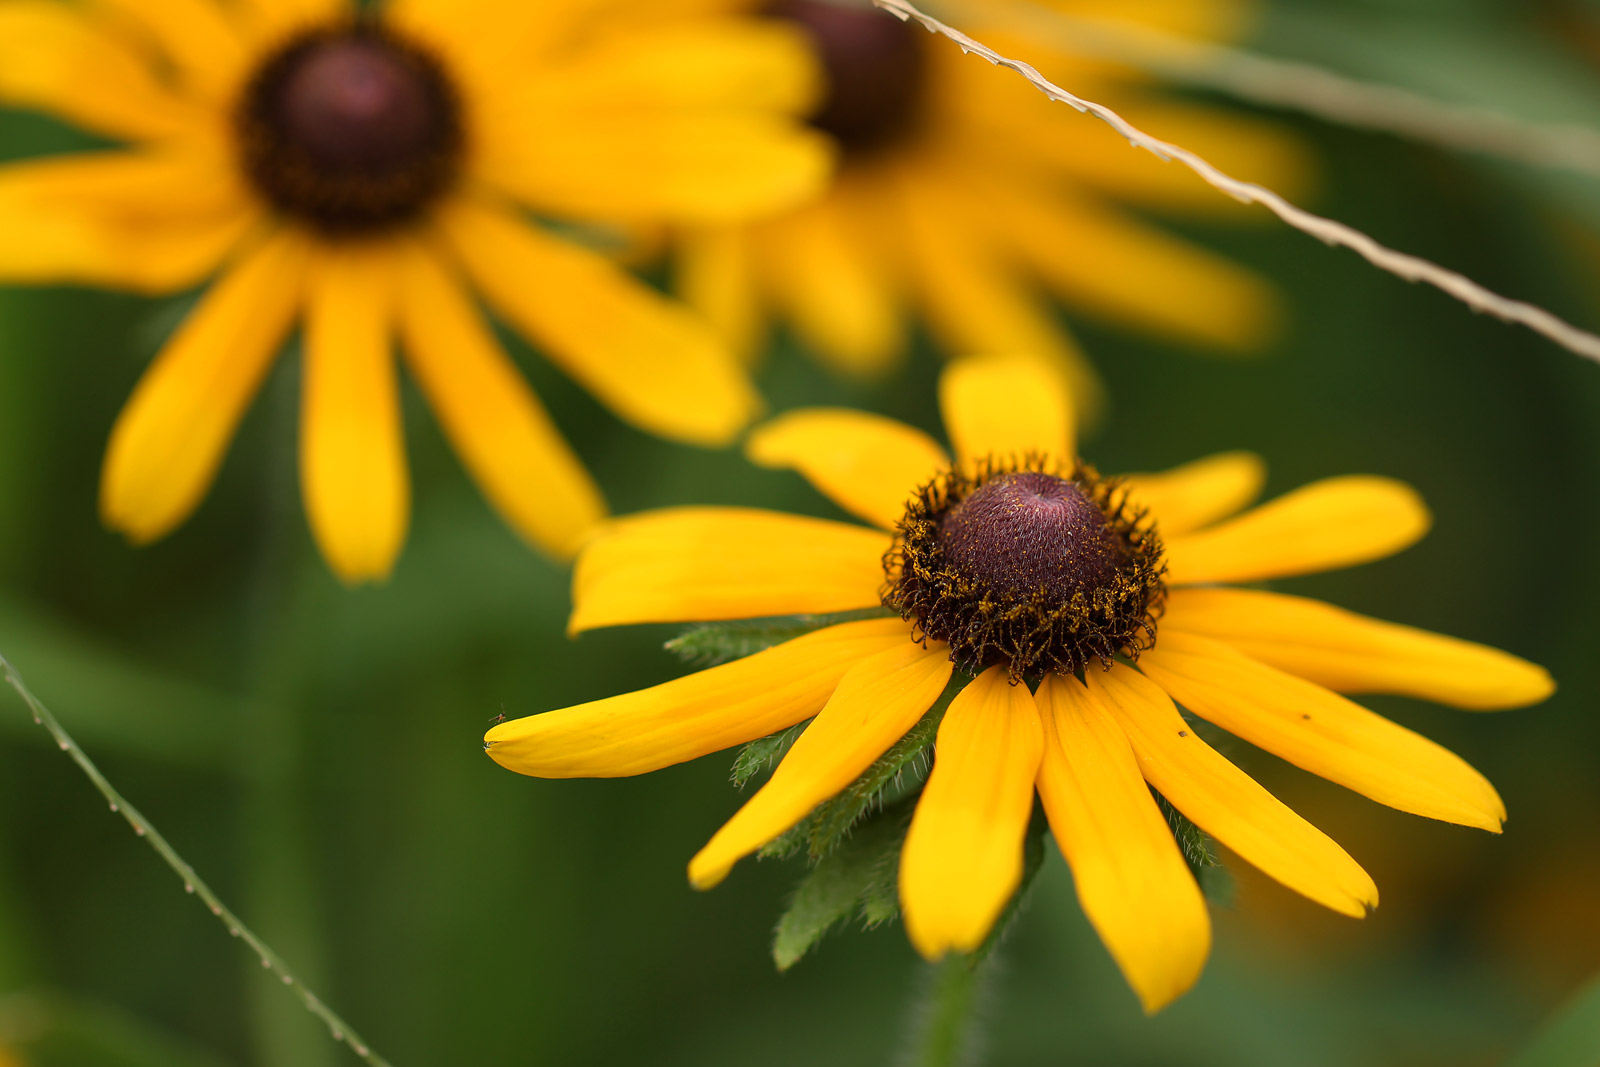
907, 955, 989, 1067
0, 653, 394, 1067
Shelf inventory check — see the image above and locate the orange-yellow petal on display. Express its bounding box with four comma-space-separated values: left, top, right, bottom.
1035, 674, 1211, 1013
746, 409, 949, 530
677, 226, 763, 363
396, 244, 606, 559
899, 665, 1044, 959
1120, 451, 1265, 537
90, 0, 247, 103
485, 617, 914, 778
100, 230, 307, 543
440, 197, 761, 446
300, 243, 410, 584
939, 353, 1076, 467
570, 508, 887, 634
1165, 476, 1431, 585
1162, 588, 1554, 710
688, 640, 953, 888
1137, 632, 1506, 831
1092, 665, 1378, 917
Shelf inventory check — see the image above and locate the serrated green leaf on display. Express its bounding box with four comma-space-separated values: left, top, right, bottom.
730, 721, 806, 788
772, 799, 912, 971
664, 610, 893, 667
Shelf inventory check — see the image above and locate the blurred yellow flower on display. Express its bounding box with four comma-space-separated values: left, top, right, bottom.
486, 353, 1553, 1013
0, 0, 830, 581
670, 0, 1309, 406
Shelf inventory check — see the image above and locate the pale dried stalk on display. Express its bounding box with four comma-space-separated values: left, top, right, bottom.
0, 653, 393, 1067
985, 0, 1600, 178
873, 0, 1600, 365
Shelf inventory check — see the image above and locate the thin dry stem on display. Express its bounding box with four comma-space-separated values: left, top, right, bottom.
0, 653, 393, 1067
985, 1, 1600, 178
873, 0, 1600, 365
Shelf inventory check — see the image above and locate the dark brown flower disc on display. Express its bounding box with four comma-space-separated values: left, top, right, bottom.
236, 24, 462, 234
765, 0, 928, 156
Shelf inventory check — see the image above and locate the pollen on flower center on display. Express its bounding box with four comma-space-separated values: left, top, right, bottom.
884, 458, 1167, 678
764, 0, 928, 157
236, 24, 463, 234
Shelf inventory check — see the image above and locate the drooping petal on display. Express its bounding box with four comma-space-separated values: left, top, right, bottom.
688, 641, 953, 888
746, 409, 949, 530
0, 1, 203, 139
1092, 665, 1378, 917
569, 508, 887, 634
899, 666, 1044, 959
0, 151, 258, 291
440, 197, 761, 446
100, 230, 307, 543
1035, 675, 1211, 1014
939, 353, 1076, 467
1162, 588, 1554, 710
1137, 632, 1506, 832
300, 242, 410, 584
484, 617, 915, 778
1120, 452, 1266, 537
1165, 476, 1431, 585
395, 243, 606, 559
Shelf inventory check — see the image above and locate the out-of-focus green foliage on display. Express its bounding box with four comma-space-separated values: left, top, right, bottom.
2, 2, 1600, 1065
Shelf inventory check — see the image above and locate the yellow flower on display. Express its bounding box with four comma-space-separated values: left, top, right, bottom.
0, 0, 830, 580
669, 0, 1310, 406
486, 353, 1553, 1013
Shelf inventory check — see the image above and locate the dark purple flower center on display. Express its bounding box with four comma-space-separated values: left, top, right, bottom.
236, 24, 462, 234
765, 0, 928, 157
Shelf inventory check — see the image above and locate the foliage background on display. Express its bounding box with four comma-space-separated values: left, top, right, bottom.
1, 0, 1599, 1064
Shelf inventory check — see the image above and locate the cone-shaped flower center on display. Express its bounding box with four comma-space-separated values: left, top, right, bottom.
237, 24, 462, 234
766, 0, 927, 157
885, 460, 1167, 678
940, 472, 1128, 600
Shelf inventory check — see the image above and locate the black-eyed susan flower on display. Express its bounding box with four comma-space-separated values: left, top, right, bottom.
666, 0, 1308, 406
486, 353, 1553, 1012
0, 0, 830, 581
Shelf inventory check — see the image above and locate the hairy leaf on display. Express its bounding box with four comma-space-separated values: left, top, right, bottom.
664, 610, 893, 667
730, 722, 807, 788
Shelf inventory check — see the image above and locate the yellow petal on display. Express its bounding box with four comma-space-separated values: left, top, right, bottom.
1165, 476, 1431, 585
485, 617, 914, 778
234, 0, 342, 48
677, 226, 763, 364
89, 0, 247, 103
100, 230, 307, 543
757, 196, 904, 376
746, 409, 949, 530
480, 110, 832, 225
569, 508, 887, 634
1137, 632, 1506, 831
0, 151, 257, 291
1120, 451, 1265, 537
1163, 588, 1555, 710
1092, 665, 1378, 917
939, 353, 1076, 466
300, 243, 410, 584
396, 243, 606, 560
688, 640, 953, 888
899, 666, 1044, 959
993, 183, 1279, 351
1035, 675, 1210, 1014
899, 166, 1106, 416
440, 197, 761, 446
0, 1, 202, 139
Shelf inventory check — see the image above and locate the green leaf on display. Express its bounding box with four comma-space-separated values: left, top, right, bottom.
762, 676, 964, 863
664, 610, 893, 667
772, 798, 912, 971
730, 721, 806, 788
1505, 970, 1600, 1067
973, 806, 1050, 963
1155, 790, 1234, 906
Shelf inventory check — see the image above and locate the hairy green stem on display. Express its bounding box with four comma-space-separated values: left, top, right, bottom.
906, 955, 990, 1067
0, 653, 393, 1067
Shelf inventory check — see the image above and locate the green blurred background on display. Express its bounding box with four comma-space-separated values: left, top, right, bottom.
4, 0, 1600, 1064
